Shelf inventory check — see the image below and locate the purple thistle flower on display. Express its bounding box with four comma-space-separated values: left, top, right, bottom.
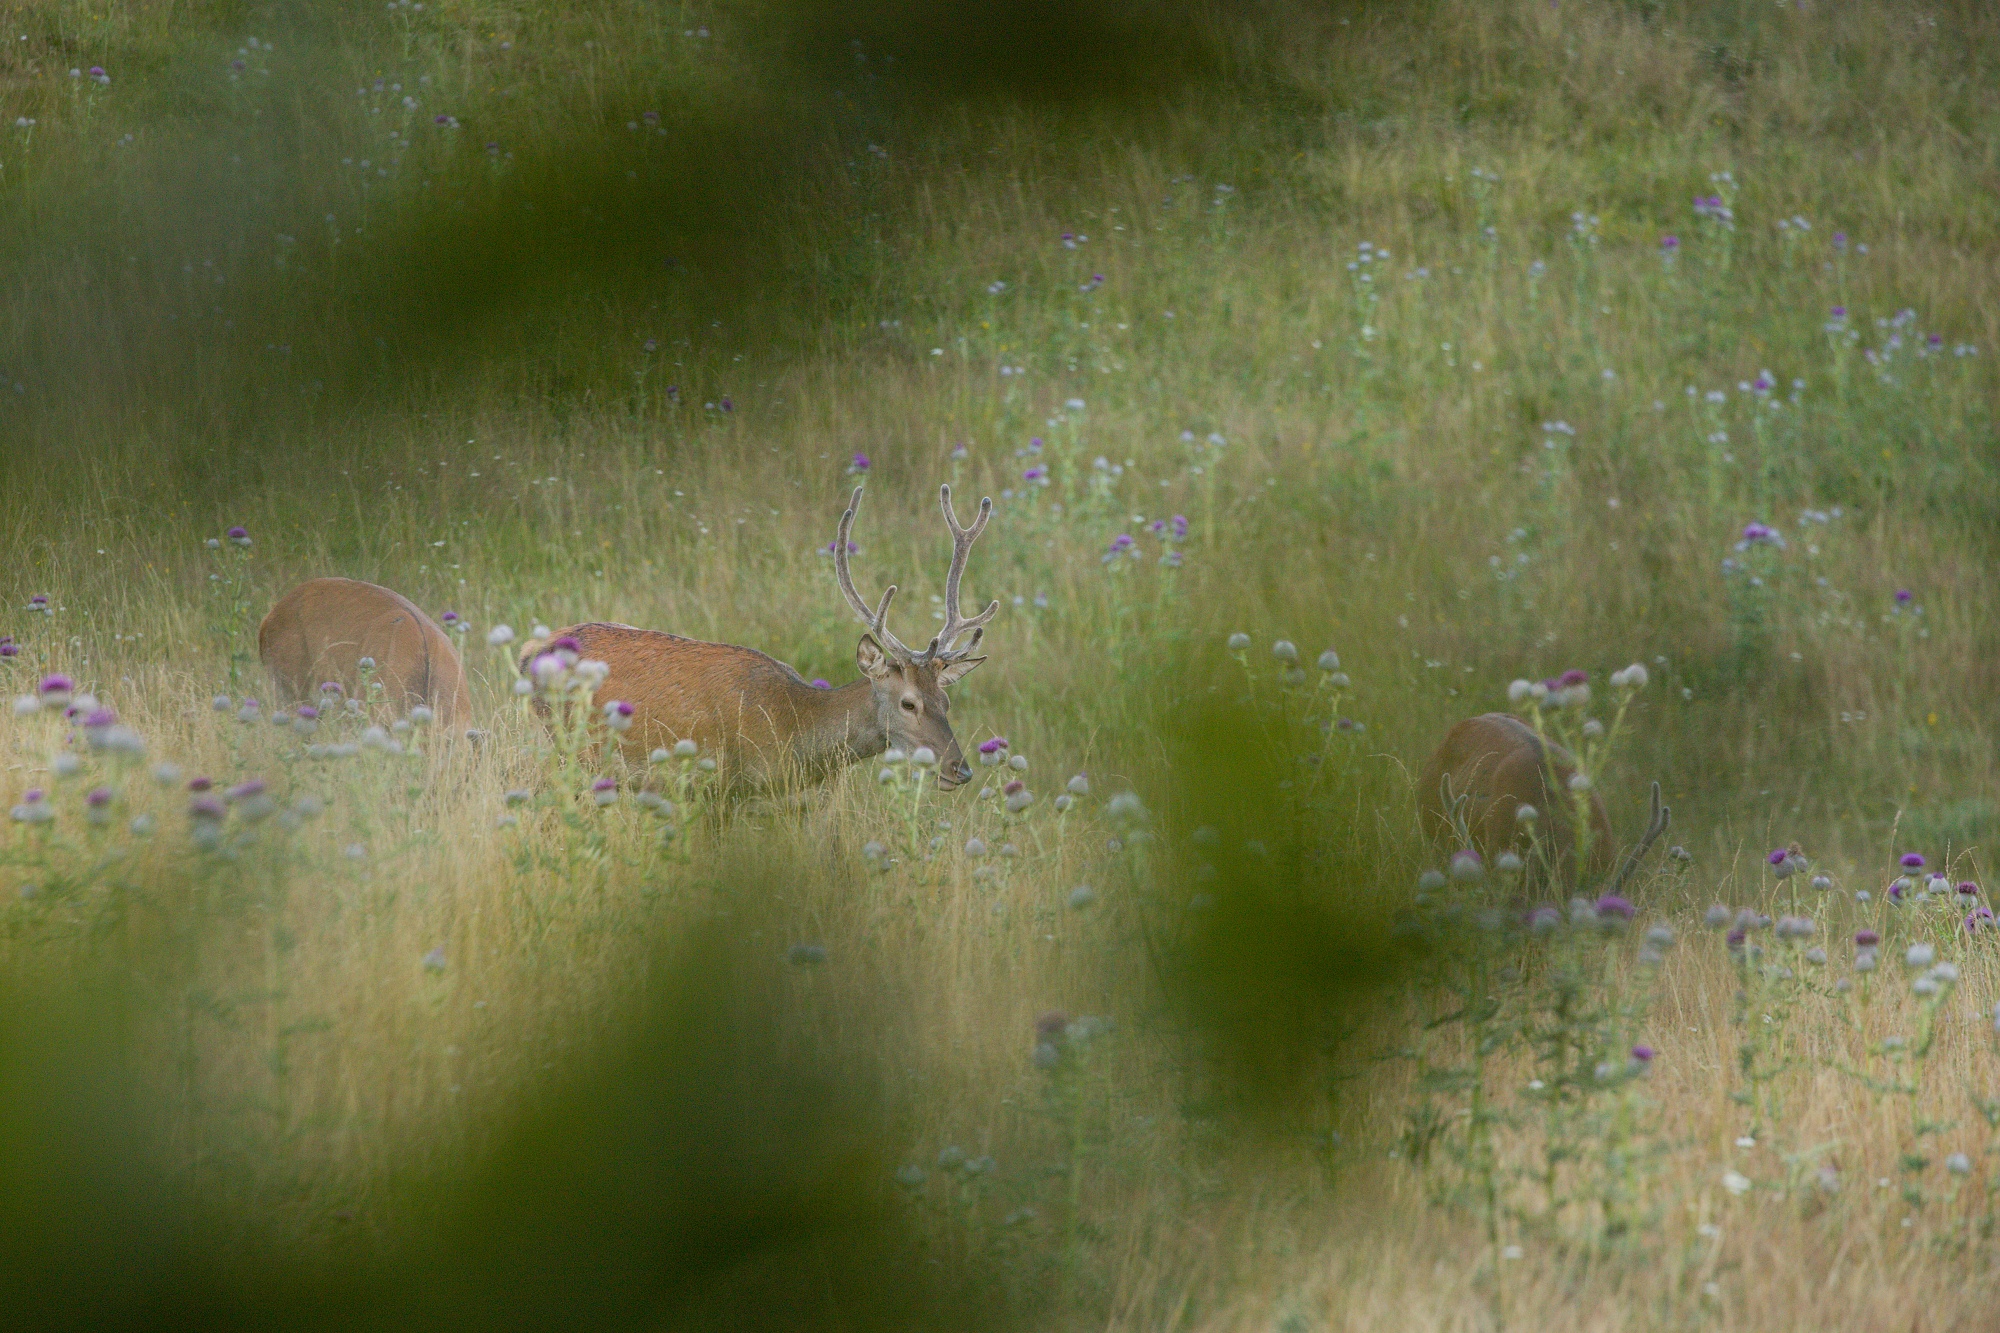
549, 635, 582, 653
592, 776, 618, 792
610, 700, 634, 717
1900, 852, 1925, 869
1830, 305, 1847, 319
720, 396, 733, 412
1767, 848, 1788, 866
1035, 1010, 1068, 1039
434, 113, 450, 125
441, 610, 459, 624
38, 674, 74, 695
319, 681, 344, 695
1894, 589, 1913, 604
950, 443, 969, 460
643, 110, 660, 123
1596, 894, 1635, 920
1967, 907, 1995, 933
1958, 881, 1980, 897
978, 737, 1008, 754
811, 678, 831, 689
0, 644, 15, 658
1171, 514, 1189, 541
187, 776, 213, 792
1003, 778, 1025, 796
1335, 717, 1360, 731
1630, 1044, 1654, 1063
296, 705, 319, 720
1854, 929, 1880, 948
226, 526, 250, 545
642, 338, 657, 353
85, 786, 112, 808
666, 384, 680, 402
29, 594, 48, 607
1660, 235, 1679, 251
83, 708, 117, 728
1832, 232, 1847, 251
1558, 668, 1588, 688
225, 779, 266, 803
1726, 927, 1747, 952
1023, 466, 1048, 483
188, 796, 227, 820
849, 452, 870, 473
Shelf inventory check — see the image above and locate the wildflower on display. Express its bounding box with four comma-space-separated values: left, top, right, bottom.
1008, 754, 1028, 771
1811, 874, 1833, 891
1726, 927, 1747, 954
963, 837, 987, 857
1025, 466, 1050, 486
1596, 894, 1635, 922
1507, 678, 1533, 704
1272, 640, 1299, 663
1516, 805, 1538, 824
1737, 522, 1784, 550
894, 1163, 927, 1188
1417, 869, 1447, 892
1527, 906, 1560, 935
673, 738, 699, 758
1900, 852, 1926, 869
1227, 632, 1250, 651
1854, 929, 1880, 949
1946, 1153, 1972, 1177
1854, 949, 1878, 973
226, 526, 251, 546
1905, 943, 1935, 969
1005, 781, 1033, 814
422, 946, 447, 972
487, 624, 515, 646
1610, 663, 1649, 689
1670, 846, 1692, 863
1958, 881, 1981, 898
1967, 907, 1996, 934
1630, 1044, 1655, 1070
811, 678, 830, 689
38, 674, 74, 708
846, 453, 870, 474
1068, 885, 1096, 909
1722, 1171, 1751, 1197
1066, 774, 1089, 796
1567, 772, 1592, 793
1449, 849, 1484, 883
10, 788, 53, 824
604, 699, 635, 732
409, 705, 434, 727
1775, 915, 1816, 941
1495, 850, 1523, 874
1894, 589, 1913, 605
910, 746, 937, 768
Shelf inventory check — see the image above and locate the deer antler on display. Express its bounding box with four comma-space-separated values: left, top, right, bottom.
922, 484, 1000, 664
1605, 781, 1670, 896
833, 487, 918, 659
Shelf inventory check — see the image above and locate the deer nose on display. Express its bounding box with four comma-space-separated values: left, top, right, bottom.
939, 761, 972, 789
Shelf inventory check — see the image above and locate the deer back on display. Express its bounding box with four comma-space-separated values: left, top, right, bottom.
520, 623, 860, 784
1416, 712, 1614, 887
259, 577, 469, 728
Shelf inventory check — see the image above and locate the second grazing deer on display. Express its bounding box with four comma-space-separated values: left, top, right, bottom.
259, 577, 470, 730
520, 484, 997, 790
1416, 712, 1668, 894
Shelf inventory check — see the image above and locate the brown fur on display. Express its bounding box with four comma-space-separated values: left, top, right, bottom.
521, 623, 981, 791
258, 578, 469, 729
1415, 713, 1615, 888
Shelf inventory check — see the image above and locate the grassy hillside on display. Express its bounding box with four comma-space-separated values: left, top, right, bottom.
2, 0, 1998, 1327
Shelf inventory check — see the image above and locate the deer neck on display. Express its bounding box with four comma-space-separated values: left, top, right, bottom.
791, 678, 887, 771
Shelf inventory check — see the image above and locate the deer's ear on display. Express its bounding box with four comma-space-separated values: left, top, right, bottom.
856, 634, 895, 680
935, 655, 985, 689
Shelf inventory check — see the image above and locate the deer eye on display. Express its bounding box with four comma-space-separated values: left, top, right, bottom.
900, 698, 919, 713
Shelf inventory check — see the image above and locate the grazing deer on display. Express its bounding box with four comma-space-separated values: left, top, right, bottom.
1416, 712, 1668, 893
258, 577, 470, 729
521, 485, 997, 790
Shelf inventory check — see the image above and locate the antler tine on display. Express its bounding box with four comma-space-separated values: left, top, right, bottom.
832, 485, 915, 658
930, 484, 1000, 661
1606, 781, 1671, 895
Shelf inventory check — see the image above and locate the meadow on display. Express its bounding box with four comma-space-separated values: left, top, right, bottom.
2, 0, 1998, 1327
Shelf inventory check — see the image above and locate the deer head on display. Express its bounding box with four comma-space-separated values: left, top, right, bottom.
835, 484, 998, 789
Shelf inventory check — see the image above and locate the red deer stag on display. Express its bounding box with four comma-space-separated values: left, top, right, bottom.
1416, 712, 1667, 893
258, 577, 470, 730
520, 485, 997, 790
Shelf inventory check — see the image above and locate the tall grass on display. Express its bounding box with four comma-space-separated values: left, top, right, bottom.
2, 0, 1998, 1326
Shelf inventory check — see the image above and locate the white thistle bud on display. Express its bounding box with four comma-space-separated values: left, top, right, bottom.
1226, 633, 1250, 651
486, 624, 515, 646
910, 747, 937, 768
1508, 679, 1533, 704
